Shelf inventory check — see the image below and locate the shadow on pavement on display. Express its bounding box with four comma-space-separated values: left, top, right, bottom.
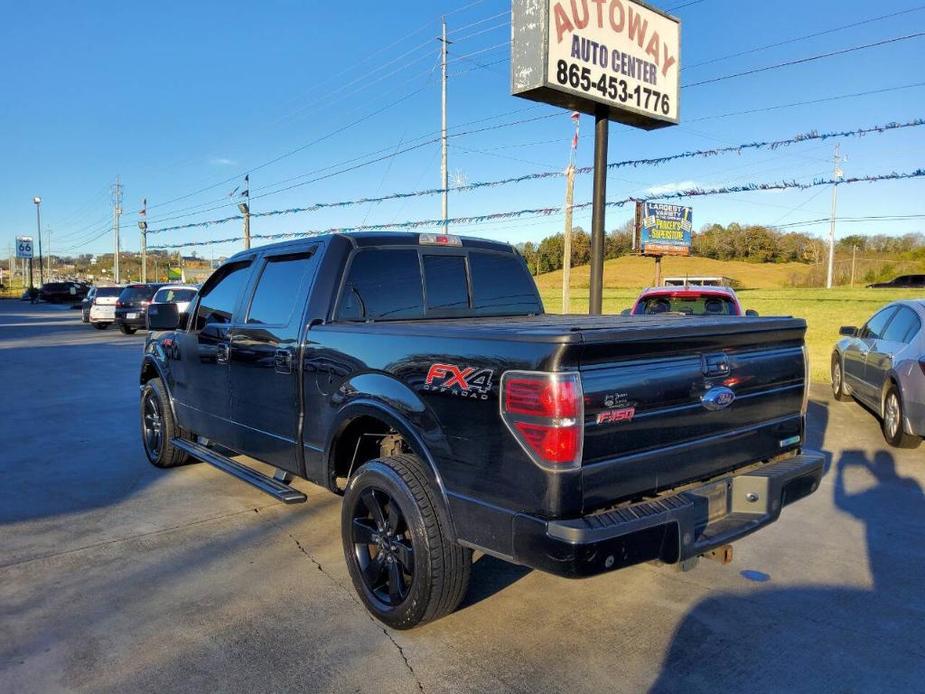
458, 554, 532, 610
650, 448, 925, 692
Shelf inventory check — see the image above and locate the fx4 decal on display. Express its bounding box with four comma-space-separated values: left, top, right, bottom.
423, 363, 494, 400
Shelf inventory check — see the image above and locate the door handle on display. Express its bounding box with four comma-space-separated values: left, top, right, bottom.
216, 343, 229, 365
274, 348, 293, 374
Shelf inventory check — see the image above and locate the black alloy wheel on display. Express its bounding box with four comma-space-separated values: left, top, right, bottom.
140, 377, 193, 468
351, 487, 415, 607
142, 387, 164, 460
341, 455, 471, 629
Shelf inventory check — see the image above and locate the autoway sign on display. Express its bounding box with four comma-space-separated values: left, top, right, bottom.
16, 236, 34, 259
512, 0, 680, 130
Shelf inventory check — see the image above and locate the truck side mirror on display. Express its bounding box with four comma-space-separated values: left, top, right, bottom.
147, 302, 180, 331
745, 309, 759, 317
839, 325, 858, 337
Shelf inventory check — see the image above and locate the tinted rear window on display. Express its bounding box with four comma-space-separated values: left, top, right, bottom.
469, 252, 541, 315
423, 255, 469, 310
247, 252, 317, 325
95, 287, 123, 298
881, 306, 921, 343
338, 249, 424, 321
120, 285, 158, 301
154, 288, 196, 303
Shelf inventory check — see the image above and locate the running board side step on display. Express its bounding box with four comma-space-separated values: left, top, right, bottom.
171, 438, 307, 504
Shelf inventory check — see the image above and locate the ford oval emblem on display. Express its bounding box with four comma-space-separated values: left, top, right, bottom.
701, 386, 735, 411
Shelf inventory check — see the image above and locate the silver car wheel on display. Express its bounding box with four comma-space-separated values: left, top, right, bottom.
832, 361, 842, 393
885, 393, 901, 439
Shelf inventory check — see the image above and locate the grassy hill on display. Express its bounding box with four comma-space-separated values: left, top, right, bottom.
534, 255, 813, 291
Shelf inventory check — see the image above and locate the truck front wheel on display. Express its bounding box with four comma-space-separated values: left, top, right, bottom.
140, 378, 192, 467
341, 454, 471, 629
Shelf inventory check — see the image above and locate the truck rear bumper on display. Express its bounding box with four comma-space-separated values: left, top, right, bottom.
510, 450, 825, 578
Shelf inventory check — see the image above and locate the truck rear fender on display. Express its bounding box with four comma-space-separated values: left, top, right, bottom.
326, 373, 458, 539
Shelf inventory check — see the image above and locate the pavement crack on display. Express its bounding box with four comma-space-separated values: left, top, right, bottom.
286, 532, 425, 693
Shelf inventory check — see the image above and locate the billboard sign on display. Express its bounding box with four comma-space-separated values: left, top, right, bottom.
512, 0, 680, 130
635, 201, 692, 256
16, 236, 34, 259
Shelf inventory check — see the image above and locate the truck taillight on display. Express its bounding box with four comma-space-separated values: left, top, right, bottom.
801, 345, 811, 417
500, 371, 583, 470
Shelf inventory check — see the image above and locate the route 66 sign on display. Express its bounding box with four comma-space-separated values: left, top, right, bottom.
16, 236, 34, 259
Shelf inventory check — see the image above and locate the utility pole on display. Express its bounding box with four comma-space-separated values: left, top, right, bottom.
33, 196, 44, 287
239, 174, 251, 249
850, 244, 857, 287
825, 144, 842, 289
138, 199, 148, 282
561, 112, 580, 313
439, 18, 450, 227
112, 177, 123, 283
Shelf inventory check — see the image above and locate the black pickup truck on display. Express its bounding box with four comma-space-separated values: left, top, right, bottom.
140, 232, 824, 628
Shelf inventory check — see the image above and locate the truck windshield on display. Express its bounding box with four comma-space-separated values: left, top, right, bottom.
337, 248, 542, 321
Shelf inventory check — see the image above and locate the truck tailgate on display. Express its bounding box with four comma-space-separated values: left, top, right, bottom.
575, 317, 807, 512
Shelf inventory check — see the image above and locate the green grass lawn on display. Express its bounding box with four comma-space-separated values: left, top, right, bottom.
539, 287, 923, 384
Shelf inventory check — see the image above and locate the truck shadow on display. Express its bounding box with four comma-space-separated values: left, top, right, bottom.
459, 554, 532, 610
650, 449, 925, 692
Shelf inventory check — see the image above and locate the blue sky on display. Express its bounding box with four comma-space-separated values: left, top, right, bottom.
1, 0, 923, 260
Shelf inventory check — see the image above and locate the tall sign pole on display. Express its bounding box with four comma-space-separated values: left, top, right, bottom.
561, 111, 580, 313
511, 0, 680, 315
589, 106, 609, 314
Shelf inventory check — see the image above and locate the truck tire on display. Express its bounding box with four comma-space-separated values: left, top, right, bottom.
341, 454, 471, 629
93, 322, 109, 330
140, 377, 192, 467
882, 385, 921, 449
120, 324, 137, 335
831, 354, 851, 401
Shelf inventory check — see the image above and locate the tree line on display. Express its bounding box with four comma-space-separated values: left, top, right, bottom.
516, 221, 925, 277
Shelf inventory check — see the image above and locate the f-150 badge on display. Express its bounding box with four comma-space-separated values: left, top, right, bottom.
423, 363, 493, 400
597, 406, 636, 424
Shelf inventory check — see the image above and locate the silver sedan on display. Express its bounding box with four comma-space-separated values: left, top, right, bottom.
831, 299, 925, 448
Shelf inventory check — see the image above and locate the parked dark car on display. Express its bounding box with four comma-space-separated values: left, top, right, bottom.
866, 274, 925, 289
39, 281, 88, 304
114, 283, 165, 334
80, 286, 97, 322
140, 232, 823, 629
831, 300, 925, 448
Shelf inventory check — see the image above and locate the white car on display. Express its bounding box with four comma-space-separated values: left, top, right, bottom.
88, 286, 124, 329
149, 285, 198, 325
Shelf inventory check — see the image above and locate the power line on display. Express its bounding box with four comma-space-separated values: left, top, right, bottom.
685, 32, 925, 88
685, 5, 925, 70
148, 168, 925, 249
773, 214, 925, 229
687, 81, 925, 122
145, 112, 563, 228
145, 118, 925, 234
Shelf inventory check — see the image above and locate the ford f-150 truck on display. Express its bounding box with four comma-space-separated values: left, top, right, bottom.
140, 232, 824, 629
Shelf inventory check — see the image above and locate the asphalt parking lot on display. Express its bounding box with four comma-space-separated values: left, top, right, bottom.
2, 300, 924, 693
